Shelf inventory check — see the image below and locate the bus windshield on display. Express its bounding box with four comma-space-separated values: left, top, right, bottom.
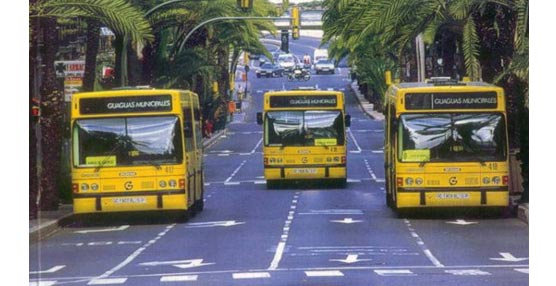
399, 113, 506, 163
265, 110, 344, 146
73, 116, 183, 167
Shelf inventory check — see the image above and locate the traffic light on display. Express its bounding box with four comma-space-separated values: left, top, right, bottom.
237, 0, 253, 11
281, 30, 289, 53
291, 6, 300, 39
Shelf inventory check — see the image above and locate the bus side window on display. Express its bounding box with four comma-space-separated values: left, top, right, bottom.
183, 107, 194, 152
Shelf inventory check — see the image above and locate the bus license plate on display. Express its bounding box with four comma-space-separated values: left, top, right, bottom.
436, 193, 470, 200
113, 197, 147, 204
292, 168, 317, 174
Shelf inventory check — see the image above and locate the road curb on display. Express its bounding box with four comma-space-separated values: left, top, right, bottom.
29, 207, 74, 243
517, 203, 529, 224
348, 81, 385, 121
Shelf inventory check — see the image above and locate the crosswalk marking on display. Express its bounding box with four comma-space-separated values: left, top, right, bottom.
29, 281, 57, 286
305, 270, 344, 277
374, 269, 415, 276
445, 269, 491, 276
88, 278, 127, 285
233, 272, 271, 279
160, 275, 198, 282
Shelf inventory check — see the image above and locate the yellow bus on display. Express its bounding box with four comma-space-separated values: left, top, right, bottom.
384, 78, 510, 212
257, 89, 351, 188
70, 89, 204, 218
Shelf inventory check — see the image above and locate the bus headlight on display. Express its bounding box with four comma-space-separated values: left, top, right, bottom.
169, 180, 177, 188
482, 177, 491, 185
91, 183, 99, 191
159, 180, 167, 188
81, 183, 89, 191
415, 178, 423, 185
492, 176, 501, 184
405, 177, 414, 186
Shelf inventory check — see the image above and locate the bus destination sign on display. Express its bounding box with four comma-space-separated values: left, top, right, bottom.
80, 95, 173, 114
270, 95, 337, 108
405, 92, 497, 110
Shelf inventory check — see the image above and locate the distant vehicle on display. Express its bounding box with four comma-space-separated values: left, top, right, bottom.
258, 56, 270, 66
248, 53, 261, 60
313, 48, 328, 62
287, 67, 310, 81
256, 63, 284, 78
277, 54, 296, 72
256, 89, 351, 188
314, 59, 335, 74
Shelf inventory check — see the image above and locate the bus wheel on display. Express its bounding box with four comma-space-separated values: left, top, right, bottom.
335, 178, 347, 188
195, 188, 205, 213
266, 180, 279, 189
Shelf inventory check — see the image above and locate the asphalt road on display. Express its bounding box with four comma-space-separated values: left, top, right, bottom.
29, 36, 529, 286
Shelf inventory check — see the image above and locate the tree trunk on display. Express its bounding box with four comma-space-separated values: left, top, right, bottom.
39, 17, 64, 211
29, 11, 40, 218
83, 20, 100, 91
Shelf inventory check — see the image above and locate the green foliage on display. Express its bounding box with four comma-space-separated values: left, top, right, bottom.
32, 0, 153, 43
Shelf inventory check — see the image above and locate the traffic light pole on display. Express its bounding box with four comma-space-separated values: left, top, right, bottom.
178, 16, 293, 52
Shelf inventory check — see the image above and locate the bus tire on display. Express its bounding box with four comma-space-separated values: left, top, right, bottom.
266, 180, 279, 189
335, 178, 347, 188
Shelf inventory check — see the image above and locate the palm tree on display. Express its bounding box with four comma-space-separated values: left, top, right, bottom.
29, 0, 153, 211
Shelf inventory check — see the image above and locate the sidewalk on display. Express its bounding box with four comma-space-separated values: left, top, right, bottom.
29, 129, 228, 242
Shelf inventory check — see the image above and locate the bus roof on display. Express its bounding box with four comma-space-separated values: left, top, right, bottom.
264, 90, 342, 96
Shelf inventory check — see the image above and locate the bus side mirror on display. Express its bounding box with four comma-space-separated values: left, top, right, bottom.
257, 112, 263, 125
345, 114, 351, 127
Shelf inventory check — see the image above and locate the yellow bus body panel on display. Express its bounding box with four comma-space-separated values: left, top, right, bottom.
384, 81, 510, 209
71, 89, 202, 214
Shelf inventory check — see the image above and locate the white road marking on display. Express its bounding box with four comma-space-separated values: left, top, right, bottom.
347, 128, 362, 153
29, 281, 57, 286
160, 275, 198, 282
515, 268, 529, 274
74, 225, 129, 234
88, 278, 127, 285
330, 218, 363, 224
92, 224, 176, 280
233, 272, 271, 279
490, 252, 528, 262
375, 269, 415, 276
445, 269, 491, 276
251, 138, 263, 154
225, 160, 247, 184
268, 192, 300, 270
305, 270, 344, 277
29, 265, 66, 274
404, 219, 445, 268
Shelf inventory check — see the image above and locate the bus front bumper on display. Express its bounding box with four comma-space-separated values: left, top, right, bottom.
396, 187, 509, 208
264, 165, 346, 180
72, 190, 187, 214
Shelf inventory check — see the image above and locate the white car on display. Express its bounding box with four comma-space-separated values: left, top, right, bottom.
277, 54, 295, 72
314, 59, 335, 74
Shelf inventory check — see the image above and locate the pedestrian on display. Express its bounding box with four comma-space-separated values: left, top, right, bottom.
204, 119, 213, 138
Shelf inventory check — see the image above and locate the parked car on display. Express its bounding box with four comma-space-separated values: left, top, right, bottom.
256, 63, 284, 78
314, 59, 335, 74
